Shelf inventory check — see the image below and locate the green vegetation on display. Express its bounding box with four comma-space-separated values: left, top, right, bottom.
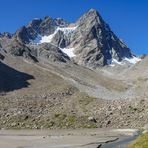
77, 93, 96, 106
128, 132, 148, 148
0, 92, 98, 129
53, 113, 97, 128
76, 93, 96, 113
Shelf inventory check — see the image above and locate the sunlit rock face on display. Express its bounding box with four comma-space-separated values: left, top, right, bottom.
0, 9, 140, 68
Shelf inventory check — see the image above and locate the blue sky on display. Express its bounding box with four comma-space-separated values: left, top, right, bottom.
0, 0, 148, 55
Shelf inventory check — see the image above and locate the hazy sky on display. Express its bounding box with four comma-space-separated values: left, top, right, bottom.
0, 0, 148, 55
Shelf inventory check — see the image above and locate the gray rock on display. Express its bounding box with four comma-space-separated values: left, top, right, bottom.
3, 39, 38, 62
14, 17, 69, 44
143, 123, 148, 130
0, 53, 4, 60
29, 43, 70, 63
88, 116, 97, 123
69, 9, 133, 68
0, 8, 137, 69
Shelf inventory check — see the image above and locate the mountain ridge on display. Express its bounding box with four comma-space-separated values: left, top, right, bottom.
0, 9, 141, 69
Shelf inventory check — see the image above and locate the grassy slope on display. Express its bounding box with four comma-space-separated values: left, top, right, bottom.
128, 132, 148, 148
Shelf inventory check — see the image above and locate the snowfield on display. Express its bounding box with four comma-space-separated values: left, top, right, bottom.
34, 26, 77, 44
124, 56, 141, 64
32, 26, 77, 58
60, 48, 75, 58
109, 56, 141, 67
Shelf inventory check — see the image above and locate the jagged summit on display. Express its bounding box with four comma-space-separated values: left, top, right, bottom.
84, 8, 101, 17
82, 8, 100, 18
77, 9, 104, 25
0, 32, 12, 38
0, 9, 141, 68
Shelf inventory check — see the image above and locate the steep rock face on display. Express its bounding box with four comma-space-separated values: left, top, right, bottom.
14, 17, 68, 44
2, 39, 38, 62
0, 18, 70, 63
0, 53, 5, 60
69, 9, 133, 67
0, 9, 137, 68
28, 43, 70, 63
31, 9, 134, 68
51, 30, 71, 48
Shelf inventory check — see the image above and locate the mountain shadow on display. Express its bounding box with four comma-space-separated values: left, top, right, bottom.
0, 62, 34, 93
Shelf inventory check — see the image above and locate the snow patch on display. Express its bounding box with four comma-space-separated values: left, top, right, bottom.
57, 26, 77, 35
32, 26, 77, 58
109, 64, 115, 67
124, 56, 141, 64
60, 48, 75, 58
112, 58, 124, 65
33, 26, 77, 44
108, 56, 141, 67
40, 33, 56, 44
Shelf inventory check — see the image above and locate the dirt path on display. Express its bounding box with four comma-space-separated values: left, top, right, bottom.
0, 129, 139, 148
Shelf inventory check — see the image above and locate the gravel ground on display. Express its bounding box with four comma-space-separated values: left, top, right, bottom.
0, 129, 139, 148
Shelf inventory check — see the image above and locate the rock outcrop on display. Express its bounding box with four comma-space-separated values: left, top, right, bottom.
0, 9, 137, 68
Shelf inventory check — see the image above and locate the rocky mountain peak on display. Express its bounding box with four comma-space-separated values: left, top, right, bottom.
83, 8, 99, 18
77, 9, 104, 26
0, 32, 13, 39
27, 18, 42, 29
15, 26, 30, 43
0, 9, 141, 68
82, 8, 100, 19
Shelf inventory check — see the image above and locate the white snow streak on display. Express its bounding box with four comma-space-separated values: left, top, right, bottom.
57, 26, 77, 35
109, 56, 141, 66
60, 48, 75, 58
32, 26, 77, 58
34, 26, 77, 44
112, 58, 124, 65
124, 56, 141, 64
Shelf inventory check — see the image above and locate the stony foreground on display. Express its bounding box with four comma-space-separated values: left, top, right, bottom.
1, 95, 148, 129
0, 56, 148, 129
